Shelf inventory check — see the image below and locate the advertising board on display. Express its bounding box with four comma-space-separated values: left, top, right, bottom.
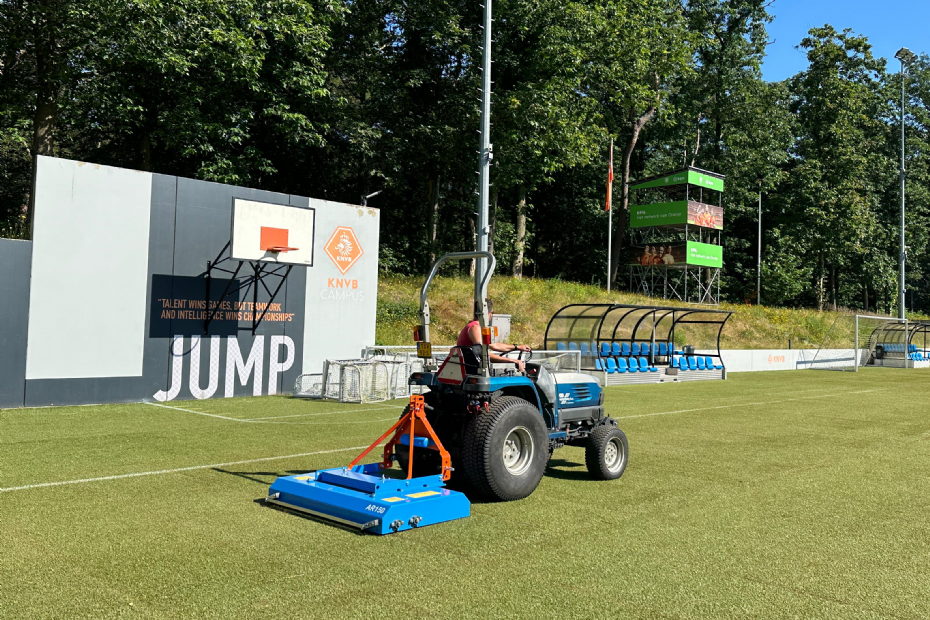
630, 201, 723, 230
629, 241, 723, 268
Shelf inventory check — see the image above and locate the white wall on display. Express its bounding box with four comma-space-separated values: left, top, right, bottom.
26, 157, 153, 379
302, 201, 380, 374
696, 349, 863, 372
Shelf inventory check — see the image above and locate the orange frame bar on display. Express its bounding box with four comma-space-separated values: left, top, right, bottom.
347, 395, 452, 481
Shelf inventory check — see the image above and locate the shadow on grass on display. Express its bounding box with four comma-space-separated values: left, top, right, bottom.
543, 458, 592, 481
212, 468, 316, 485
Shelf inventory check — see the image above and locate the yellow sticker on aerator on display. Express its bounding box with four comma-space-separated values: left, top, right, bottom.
406, 491, 441, 499
382, 497, 405, 503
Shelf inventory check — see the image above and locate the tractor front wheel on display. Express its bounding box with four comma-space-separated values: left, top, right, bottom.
585, 425, 629, 480
462, 396, 549, 501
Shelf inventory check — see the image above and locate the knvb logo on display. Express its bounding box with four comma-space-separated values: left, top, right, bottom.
325, 226, 364, 274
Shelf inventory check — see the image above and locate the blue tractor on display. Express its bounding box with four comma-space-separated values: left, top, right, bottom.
266, 251, 627, 532
400, 251, 629, 501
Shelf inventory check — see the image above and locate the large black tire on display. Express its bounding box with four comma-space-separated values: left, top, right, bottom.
585, 425, 629, 480
462, 396, 549, 501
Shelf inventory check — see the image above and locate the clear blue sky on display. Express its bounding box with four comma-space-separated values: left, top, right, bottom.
761, 0, 930, 82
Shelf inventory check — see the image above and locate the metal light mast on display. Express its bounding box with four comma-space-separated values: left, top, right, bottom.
895, 47, 916, 319
475, 0, 493, 289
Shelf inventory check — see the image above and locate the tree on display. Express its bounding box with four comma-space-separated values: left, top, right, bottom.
786, 26, 890, 310
581, 0, 692, 285
0, 0, 98, 231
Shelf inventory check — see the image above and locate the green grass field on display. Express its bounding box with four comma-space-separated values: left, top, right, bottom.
3, 369, 930, 619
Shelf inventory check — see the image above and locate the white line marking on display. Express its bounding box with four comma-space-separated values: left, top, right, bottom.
145, 401, 246, 421
144, 402, 402, 424
0, 445, 375, 494
616, 390, 880, 420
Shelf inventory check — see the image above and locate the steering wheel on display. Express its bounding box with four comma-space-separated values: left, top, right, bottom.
515, 347, 533, 363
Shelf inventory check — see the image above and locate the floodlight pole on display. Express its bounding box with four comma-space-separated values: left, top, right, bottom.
895, 47, 916, 320
757, 183, 762, 306
474, 0, 493, 288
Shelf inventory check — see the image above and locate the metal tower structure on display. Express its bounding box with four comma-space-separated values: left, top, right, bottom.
627, 167, 725, 305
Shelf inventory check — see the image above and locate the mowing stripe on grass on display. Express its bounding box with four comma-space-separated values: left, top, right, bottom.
0, 445, 376, 494
616, 389, 880, 420
144, 401, 402, 424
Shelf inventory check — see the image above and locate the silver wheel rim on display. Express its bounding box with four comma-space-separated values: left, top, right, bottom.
502, 426, 534, 475
605, 437, 626, 473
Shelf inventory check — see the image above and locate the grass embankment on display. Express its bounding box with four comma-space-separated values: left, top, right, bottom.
3, 369, 930, 618
377, 275, 893, 349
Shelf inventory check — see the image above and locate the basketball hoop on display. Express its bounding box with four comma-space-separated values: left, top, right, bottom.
259, 226, 299, 254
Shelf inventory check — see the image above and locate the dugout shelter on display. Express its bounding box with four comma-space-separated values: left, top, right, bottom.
868, 320, 930, 367
544, 304, 732, 385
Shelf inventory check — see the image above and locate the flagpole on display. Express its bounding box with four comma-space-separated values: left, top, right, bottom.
607, 138, 613, 291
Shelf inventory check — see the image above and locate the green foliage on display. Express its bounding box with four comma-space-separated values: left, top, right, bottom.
2, 0, 930, 315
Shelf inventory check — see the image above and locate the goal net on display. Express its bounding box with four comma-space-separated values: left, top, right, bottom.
293, 346, 584, 401
808, 315, 913, 371
293, 360, 392, 403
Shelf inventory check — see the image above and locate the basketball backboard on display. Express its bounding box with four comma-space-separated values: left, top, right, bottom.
230, 198, 315, 265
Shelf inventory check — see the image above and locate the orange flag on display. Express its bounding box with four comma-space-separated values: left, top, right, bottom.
605, 141, 614, 211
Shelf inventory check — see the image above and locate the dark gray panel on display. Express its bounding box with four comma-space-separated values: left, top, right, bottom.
0, 239, 32, 408
162, 180, 297, 400
25, 377, 151, 407
142, 174, 178, 401
283, 194, 310, 391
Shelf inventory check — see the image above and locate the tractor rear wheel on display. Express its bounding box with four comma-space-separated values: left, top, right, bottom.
585, 425, 629, 480
462, 396, 549, 501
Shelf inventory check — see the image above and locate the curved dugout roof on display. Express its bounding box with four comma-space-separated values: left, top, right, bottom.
544, 304, 733, 356
869, 321, 930, 346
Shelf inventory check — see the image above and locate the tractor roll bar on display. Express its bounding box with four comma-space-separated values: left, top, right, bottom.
419, 251, 497, 375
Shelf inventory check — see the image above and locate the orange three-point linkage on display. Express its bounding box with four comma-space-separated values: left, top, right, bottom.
347, 395, 453, 481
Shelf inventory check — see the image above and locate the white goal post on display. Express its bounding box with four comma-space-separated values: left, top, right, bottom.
809, 314, 930, 371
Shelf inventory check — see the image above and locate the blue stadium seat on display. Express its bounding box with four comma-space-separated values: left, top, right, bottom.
600, 342, 611, 356
594, 358, 603, 370
631, 342, 640, 356
616, 357, 628, 373
569, 342, 579, 351
658, 342, 668, 356
604, 358, 616, 373
579, 342, 590, 355
611, 342, 622, 357
671, 356, 680, 369
628, 357, 640, 372
687, 357, 698, 370
640, 357, 658, 372
556, 342, 567, 351
697, 357, 706, 370
621, 342, 631, 356
706, 356, 723, 370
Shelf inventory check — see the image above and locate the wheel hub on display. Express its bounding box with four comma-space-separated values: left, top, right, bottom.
502, 426, 534, 475
605, 437, 625, 472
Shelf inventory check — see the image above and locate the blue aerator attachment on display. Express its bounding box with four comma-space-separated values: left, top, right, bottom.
266, 463, 470, 535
